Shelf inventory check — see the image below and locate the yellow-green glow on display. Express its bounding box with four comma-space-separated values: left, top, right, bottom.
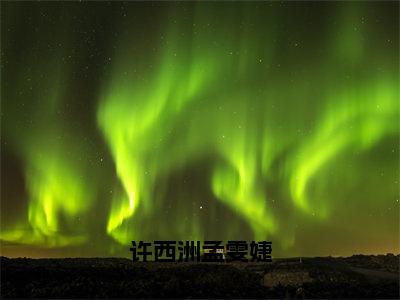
288, 79, 399, 216
97, 8, 224, 243
1, 43, 96, 247
1, 2, 398, 257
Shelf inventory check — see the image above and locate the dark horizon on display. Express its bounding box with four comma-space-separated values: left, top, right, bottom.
2, 254, 398, 299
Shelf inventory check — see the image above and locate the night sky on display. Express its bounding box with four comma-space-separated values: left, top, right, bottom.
1, 1, 399, 258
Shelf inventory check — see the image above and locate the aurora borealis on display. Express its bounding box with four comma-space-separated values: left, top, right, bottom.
1, 1, 399, 258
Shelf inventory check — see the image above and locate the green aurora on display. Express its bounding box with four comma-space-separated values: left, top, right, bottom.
1, 2, 399, 257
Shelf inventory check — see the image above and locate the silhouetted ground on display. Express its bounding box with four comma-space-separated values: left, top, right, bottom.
1, 254, 399, 298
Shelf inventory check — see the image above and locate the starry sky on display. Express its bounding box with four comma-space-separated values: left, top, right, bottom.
1, 1, 399, 258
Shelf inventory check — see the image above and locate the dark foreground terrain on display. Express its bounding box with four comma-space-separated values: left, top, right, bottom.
1, 254, 399, 299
